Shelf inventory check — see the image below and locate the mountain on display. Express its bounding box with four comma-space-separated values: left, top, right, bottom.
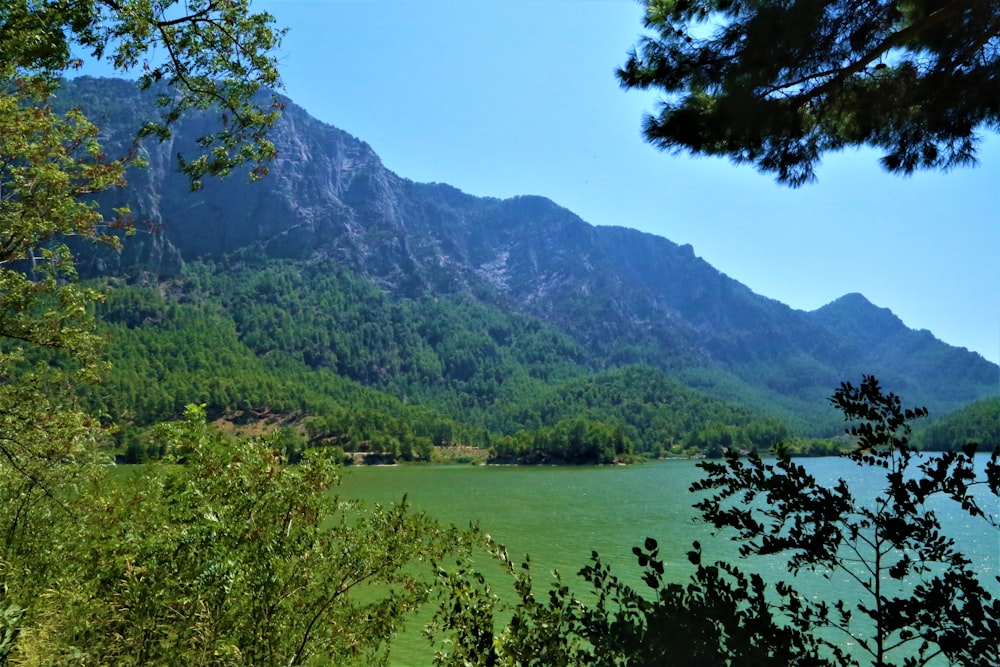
807, 293, 996, 407
64, 77, 998, 429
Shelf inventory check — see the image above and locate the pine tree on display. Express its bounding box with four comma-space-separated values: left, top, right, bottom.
619, 0, 1000, 185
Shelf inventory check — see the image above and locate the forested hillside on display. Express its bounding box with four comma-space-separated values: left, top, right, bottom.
87, 252, 992, 465
87, 257, 794, 463
49, 76, 997, 463
913, 397, 1000, 451
60, 77, 996, 437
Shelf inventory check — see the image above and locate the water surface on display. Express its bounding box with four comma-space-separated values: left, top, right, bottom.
339, 457, 999, 665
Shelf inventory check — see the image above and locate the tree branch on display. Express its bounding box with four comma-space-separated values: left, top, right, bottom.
776, 0, 996, 104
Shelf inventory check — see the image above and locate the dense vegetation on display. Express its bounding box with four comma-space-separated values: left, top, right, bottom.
89, 275, 481, 463
81, 257, 806, 464
915, 396, 1000, 451
84, 254, 993, 465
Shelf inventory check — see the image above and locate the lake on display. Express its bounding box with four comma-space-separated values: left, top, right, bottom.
338, 456, 1000, 666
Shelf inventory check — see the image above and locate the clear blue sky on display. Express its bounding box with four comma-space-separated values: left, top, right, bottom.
88, 0, 1000, 365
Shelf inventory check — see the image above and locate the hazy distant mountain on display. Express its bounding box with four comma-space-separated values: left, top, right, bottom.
66, 77, 998, 422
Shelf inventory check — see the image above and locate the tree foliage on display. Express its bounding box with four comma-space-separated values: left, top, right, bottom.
0, 48, 132, 623
430, 534, 846, 667
0, 0, 284, 488
619, 0, 1000, 185
489, 416, 635, 464
12, 405, 462, 664
692, 375, 1000, 665
2, 0, 284, 186
0, 6, 480, 655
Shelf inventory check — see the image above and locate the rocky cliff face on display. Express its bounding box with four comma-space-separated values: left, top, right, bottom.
67, 77, 999, 415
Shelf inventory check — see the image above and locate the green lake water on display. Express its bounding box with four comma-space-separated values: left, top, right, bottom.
338, 457, 1000, 666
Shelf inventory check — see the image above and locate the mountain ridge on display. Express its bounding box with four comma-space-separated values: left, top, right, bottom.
65, 76, 998, 424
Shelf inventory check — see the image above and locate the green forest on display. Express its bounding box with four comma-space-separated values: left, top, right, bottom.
79, 257, 830, 465
84, 256, 994, 466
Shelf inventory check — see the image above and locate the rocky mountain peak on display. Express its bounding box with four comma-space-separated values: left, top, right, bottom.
811, 292, 908, 348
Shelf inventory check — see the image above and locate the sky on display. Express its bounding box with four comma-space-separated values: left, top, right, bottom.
86, 0, 1000, 366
